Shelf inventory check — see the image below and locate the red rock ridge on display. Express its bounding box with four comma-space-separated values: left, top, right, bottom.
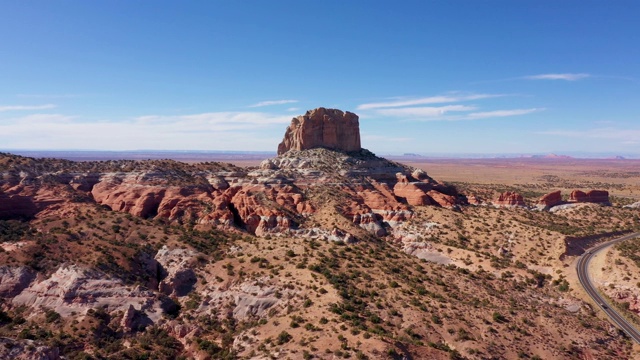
569, 189, 609, 204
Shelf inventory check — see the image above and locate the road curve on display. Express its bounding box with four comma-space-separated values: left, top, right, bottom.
576, 232, 640, 343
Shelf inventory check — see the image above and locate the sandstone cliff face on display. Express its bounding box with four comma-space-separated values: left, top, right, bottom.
569, 190, 588, 203
493, 191, 526, 207
393, 181, 432, 206
277, 108, 361, 155
0, 192, 37, 219
538, 190, 563, 208
569, 189, 610, 204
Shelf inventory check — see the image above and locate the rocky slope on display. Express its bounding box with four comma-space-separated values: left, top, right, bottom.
0, 146, 461, 239
0, 201, 634, 359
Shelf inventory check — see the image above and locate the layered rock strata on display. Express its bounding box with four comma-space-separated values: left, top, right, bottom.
493, 191, 526, 207
537, 190, 563, 210
277, 108, 361, 155
569, 190, 610, 204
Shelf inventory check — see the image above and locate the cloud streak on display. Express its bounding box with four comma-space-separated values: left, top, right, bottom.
358, 91, 542, 121
377, 105, 476, 118
524, 73, 590, 81
357, 94, 502, 110
0, 104, 57, 112
465, 108, 541, 120
0, 111, 291, 150
249, 99, 298, 108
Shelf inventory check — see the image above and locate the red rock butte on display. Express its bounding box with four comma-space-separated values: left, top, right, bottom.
538, 190, 563, 208
494, 191, 526, 207
277, 107, 361, 155
569, 189, 610, 204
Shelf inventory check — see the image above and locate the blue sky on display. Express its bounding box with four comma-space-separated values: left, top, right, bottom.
1, 1, 639, 156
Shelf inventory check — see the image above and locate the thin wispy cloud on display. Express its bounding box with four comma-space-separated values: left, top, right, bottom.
377, 105, 476, 118
465, 108, 541, 120
0, 104, 57, 112
524, 73, 590, 81
0, 111, 291, 150
17, 94, 84, 99
248, 99, 298, 108
357, 94, 501, 110
358, 90, 542, 121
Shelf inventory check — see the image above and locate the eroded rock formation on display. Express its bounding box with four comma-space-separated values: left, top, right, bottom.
569, 190, 610, 204
0, 192, 37, 219
11, 265, 165, 319
155, 246, 198, 297
538, 190, 563, 209
493, 191, 526, 207
277, 108, 361, 155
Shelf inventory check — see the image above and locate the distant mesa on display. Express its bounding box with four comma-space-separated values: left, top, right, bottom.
530, 153, 573, 159
277, 107, 361, 155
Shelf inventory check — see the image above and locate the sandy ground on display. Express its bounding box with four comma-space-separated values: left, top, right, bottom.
394, 158, 640, 199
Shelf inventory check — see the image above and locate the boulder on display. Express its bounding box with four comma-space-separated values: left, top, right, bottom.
0, 266, 35, 297
538, 190, 563, 208
277, 108, 361, 155
393, 182, 432, 206
155, 246, 198, 297
426, 190, 457, 208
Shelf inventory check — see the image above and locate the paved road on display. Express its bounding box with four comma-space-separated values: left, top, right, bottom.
576, 232, 640, 343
